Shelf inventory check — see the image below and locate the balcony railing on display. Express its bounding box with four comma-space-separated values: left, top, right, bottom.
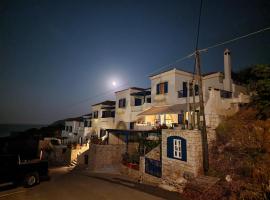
134, 124, 154, 131
131, 103, 151, 112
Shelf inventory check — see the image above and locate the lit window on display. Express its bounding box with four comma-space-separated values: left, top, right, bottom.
173, 139, 182, 159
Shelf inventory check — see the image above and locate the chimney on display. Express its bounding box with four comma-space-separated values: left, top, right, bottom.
223, 48, 232, 91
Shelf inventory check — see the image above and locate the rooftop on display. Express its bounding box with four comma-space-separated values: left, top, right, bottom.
92, 100, 116, 106
115, 87, 147, 93
149, 67, 222, 78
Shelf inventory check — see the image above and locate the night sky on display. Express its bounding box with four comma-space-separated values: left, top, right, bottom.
0, 0, 269, 124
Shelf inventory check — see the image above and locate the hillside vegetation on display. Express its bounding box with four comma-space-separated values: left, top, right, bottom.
209, 109, 270, 200
183, 108, 270, 200
183, 65, 270, 200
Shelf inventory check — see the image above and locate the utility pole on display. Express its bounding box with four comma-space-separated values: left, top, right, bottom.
191, 79, 196, 129
195, 50, 209, 173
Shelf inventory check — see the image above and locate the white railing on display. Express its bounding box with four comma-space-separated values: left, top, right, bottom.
134, 124, 154, 131
131, 103, 152, 112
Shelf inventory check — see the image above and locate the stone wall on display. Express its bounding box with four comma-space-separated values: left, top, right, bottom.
108, 133, 125, 145
120, 165, 141, 180
162, 129, 203, 179
42, 147, 71, 166
86, 144, 125, 172
127, 142, 139, 155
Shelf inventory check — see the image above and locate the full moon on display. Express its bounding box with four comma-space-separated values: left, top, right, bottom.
112, 81, 116, 87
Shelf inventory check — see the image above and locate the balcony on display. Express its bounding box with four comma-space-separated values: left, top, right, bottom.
131, 103, 151, 112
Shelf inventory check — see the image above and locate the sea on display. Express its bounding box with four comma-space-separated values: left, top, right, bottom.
0, 124, 46, 137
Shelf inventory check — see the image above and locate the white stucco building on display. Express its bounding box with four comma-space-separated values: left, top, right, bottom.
90, 100, 115, 138
67, 48, 250, 142
136, 48, 249, 129
114, 87, 152, 130
61, 114, 92, 144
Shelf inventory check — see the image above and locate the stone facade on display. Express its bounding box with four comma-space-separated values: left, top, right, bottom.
82, 144, 125, 173
162, 129, 203, 179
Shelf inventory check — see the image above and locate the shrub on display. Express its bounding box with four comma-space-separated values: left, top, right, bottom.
184, 109, 270, 200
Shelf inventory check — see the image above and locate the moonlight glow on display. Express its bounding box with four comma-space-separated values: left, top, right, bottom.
112, 81, 116, 87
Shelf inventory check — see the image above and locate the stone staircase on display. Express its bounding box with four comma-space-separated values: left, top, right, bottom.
68, 145, 89, 168
69, 159, 78, 167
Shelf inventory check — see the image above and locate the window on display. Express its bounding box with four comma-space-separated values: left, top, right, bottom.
167, 136, 187, 161
189, 82, 193, 97
111, 111, 115, 117
195, 84, 199, 96
65, 126, 69, 131
156, 82, 168, 94
119, 98, 126, 108
134, 98, 142, 106
84, 120, 88, 127
69, 126, 73, 132
188, 83, 199, 97
183, 82, 187, 97
178, 113, 184, 124
93, 111, 98, 119
147, 97, 151, 103
89, 120, 92, 127
220, 90, 232, 98
130, 122, 135, 130
173, 139, 182, 159
102, 111, 114, 118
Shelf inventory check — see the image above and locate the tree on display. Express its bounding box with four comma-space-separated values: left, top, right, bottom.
233, 64, 270, 119
251, 65, 270, 119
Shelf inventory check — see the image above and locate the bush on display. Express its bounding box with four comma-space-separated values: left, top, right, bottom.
183, 109, 270, 200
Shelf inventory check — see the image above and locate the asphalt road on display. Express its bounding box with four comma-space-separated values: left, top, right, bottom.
0, 167, 181, 200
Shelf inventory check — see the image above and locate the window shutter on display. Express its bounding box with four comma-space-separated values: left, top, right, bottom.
181, 138, 187, 161
123, 98, 126, 107
156, 84, 160, 94
164, 82, 168, 93
118, 99, 121, 108
183, 82, 187, 97
167, 136, 174, 158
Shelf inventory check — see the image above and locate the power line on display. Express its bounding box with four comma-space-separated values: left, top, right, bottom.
150, 25, 270, 75
201, 26, 270, 51
148, 54, 192, 76
57, 25, 270, 118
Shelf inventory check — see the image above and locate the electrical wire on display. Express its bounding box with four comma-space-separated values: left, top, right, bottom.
56, 25, 270, 119
201, 26, 270, 51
